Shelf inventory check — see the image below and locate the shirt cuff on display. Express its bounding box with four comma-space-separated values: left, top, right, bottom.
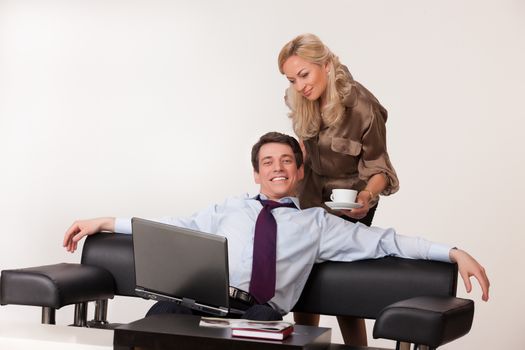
428, 243, 454, 263
114, 217, 132, 234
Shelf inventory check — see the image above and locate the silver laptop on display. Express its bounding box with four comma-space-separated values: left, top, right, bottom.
132, 217, 231, 316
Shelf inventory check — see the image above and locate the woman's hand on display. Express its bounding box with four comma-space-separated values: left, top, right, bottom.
339, 191, 371, 220
340, 174, 387, 221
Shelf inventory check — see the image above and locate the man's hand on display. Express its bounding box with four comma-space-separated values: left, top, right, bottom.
449, 248, 490, 301
63, 217, 115, 253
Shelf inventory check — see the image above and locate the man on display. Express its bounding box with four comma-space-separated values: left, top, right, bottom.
63, 132, 490, 321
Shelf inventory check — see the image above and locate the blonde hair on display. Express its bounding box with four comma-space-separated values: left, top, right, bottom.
278, 33, 352, 139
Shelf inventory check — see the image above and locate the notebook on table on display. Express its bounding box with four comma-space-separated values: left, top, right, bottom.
131, 217, 234, 316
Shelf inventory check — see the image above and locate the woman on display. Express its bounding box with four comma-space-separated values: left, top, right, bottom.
278, 33, 399, 346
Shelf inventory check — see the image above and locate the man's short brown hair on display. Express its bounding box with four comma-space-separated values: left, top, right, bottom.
251, 132, 303, 172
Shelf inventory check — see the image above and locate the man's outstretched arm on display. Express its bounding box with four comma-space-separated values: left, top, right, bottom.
449, 248, 490, 301
63, 217, 116, 253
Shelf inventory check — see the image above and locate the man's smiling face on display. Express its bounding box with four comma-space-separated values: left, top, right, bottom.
254, 142, 304, 201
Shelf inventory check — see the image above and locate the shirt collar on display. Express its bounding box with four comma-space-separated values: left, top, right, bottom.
254, 193, 302, 209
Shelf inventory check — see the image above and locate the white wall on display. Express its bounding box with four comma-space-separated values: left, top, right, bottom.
1, 0, 524, 348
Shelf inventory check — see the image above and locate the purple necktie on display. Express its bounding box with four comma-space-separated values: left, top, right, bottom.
249, 198, 297, 304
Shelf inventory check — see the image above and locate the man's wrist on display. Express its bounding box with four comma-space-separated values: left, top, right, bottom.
449, 247, 459, 263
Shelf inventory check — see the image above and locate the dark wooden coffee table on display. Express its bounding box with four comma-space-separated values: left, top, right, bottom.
113, 313, 332, 350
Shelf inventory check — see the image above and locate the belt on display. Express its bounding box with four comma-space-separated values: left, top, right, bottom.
229, 287, 256, 306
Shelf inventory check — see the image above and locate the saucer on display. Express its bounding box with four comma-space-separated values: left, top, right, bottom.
324, 201, 363, 210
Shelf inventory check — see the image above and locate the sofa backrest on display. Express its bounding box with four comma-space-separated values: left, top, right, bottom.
292, 258, 457, 318
81, 233, 458, 319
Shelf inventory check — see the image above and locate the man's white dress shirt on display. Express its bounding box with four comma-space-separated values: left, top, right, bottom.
115, 194, 452, 314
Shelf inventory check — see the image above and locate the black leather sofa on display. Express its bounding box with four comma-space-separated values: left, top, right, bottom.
1, 233, 474, 349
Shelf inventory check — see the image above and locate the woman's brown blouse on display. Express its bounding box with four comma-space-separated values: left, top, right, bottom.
297, 74, 399, 211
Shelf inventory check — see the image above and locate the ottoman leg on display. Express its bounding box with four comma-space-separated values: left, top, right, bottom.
93, 299, 109, 325
41, 307, 56, 325
88, 299, 116, 329
397, 341, 435, 350
413, 345, 432, 350
74, 302, 88, 327
395, 342, 411, 350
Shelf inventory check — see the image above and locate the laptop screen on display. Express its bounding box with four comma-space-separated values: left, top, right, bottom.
131, 217, 230, 315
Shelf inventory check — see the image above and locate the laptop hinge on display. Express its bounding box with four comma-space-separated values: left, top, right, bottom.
181, 297, 196, 308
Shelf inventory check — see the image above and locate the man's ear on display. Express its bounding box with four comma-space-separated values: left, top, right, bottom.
297, 165, 304, 181
253, 170, 261, 184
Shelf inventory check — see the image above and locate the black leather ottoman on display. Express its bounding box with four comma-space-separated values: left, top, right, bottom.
0, 263, 115, 326
373, 296, 474, 349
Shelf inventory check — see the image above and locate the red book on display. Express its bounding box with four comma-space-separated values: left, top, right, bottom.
232, 323, 294, 340
199, 317, 294, 341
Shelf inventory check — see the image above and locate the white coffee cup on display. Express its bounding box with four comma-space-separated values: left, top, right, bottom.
330, 189, 358, 203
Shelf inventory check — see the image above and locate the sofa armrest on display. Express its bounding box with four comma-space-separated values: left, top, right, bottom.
292, 257, 458, 319
81, 233, 136, 297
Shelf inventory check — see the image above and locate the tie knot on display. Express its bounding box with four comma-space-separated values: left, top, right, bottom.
260, 199, 297, 210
